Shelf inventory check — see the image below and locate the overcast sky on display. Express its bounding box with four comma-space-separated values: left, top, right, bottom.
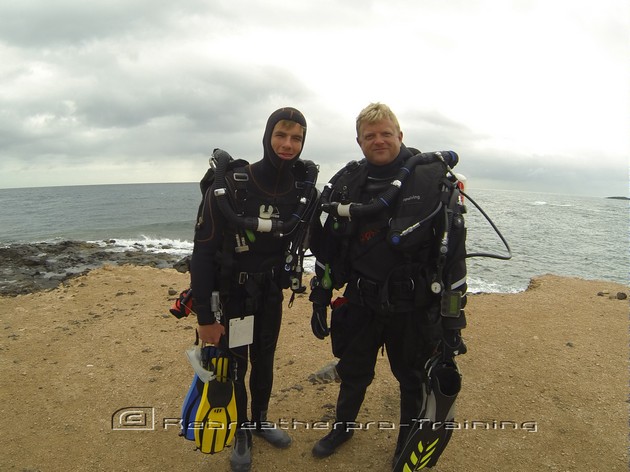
0, 0, 627, 196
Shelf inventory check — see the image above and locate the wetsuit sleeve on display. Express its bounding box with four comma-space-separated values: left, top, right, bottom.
308, 213, 336, 305
307, 208, 326, 265
308, 214, 334, 340
190, 187, 225, 325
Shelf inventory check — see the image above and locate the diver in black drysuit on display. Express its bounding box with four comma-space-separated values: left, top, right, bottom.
309, 142, 468, 466
190, 107, 311, 471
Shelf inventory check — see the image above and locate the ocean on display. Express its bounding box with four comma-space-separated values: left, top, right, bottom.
0, 183, 627, 293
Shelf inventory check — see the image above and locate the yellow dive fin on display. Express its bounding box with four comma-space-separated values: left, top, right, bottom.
193, 346, 238, 454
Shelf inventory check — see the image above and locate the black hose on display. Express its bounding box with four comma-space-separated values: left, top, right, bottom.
320, 151, 458, 218
212, 148, 319, 235
460, 189, 512, 260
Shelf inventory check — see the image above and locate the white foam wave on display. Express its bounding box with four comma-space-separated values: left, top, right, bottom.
91, 236, 194, 257
467, 276, 524, 294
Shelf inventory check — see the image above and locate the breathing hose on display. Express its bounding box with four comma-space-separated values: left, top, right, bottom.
212, 148, 319, 236
319, 151, 458, 219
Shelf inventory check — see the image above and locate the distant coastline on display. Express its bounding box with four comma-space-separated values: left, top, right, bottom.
605, 196, 630, 200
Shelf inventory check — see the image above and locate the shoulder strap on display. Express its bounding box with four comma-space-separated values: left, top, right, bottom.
227, 164, 250, 215
199, 157, 249, 195
332, 160, 369, 203
195, 157, 249, 231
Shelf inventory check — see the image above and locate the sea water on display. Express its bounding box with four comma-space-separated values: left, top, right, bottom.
0, 183, 627, 293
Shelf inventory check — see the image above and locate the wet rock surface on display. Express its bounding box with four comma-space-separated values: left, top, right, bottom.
0, 240, 189, 296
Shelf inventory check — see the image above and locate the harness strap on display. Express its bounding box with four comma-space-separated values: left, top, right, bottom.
353, 273, 416, 312
236, 267, 278, 285
230, 167, 249, 215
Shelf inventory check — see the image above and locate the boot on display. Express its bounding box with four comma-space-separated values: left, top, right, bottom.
392, 423, 412, 468
312, 422, 354, 458
251, 410, 291, 448
230, 429, 252, 472
394, 387, 423, 468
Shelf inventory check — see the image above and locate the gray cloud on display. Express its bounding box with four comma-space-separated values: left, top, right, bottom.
0, 1, 217, 47
0, 0, 627, 197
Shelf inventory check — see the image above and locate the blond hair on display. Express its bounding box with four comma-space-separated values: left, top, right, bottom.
355, 102, 400, 136
276, 119, 306, 135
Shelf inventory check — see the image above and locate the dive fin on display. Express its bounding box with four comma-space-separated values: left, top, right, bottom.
180, 374, 204, 441
393, 357, 461, 471
193, 346, 238, 454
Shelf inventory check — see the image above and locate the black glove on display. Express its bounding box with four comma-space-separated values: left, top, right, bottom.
442, 329, 467, 356
309, 278, 332, 339
311, 304, 329, 339
441, 308, 467, 356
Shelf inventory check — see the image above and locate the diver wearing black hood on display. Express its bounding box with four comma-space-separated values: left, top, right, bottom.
247, 106, 308, 196
190, 107, 314, 472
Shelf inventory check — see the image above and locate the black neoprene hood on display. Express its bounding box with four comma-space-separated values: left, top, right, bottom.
262, 107, 307, 169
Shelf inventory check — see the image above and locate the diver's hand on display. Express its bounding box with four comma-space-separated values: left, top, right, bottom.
311, 304, 329, 339
442, 329, 467, 357
197, 322, 225, 345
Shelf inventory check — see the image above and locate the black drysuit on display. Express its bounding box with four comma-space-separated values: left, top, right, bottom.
310, 144, 468, 451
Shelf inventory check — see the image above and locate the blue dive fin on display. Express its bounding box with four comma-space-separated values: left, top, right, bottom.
181, 373, 204, 441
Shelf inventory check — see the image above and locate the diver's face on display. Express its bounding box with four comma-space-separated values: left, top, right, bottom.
357, 119, 403, 166
271, 121, 304, 161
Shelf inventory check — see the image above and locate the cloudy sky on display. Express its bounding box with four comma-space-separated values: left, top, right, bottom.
0, 0, 627, 196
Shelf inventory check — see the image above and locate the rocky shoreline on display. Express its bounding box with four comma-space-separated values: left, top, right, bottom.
0, 240, 189, 296
3, 240, 627, 300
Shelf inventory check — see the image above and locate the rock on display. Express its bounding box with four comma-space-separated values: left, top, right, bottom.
527, 279, 542, 290
0, 241, 188, 296
173, 256, 191, 273
308, 360, 340, 384
616, 292, 627, 300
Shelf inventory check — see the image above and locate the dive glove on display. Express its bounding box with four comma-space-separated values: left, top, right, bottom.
309, 277, 332, 340
311, 304, 330, 339
311, 304, 329, 339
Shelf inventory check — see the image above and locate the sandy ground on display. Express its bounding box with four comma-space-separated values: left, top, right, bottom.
0, 265, 627, 472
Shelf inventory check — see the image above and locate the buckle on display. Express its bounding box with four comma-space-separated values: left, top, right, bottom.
238, 272, 248, 284
233, 172, 249, 182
